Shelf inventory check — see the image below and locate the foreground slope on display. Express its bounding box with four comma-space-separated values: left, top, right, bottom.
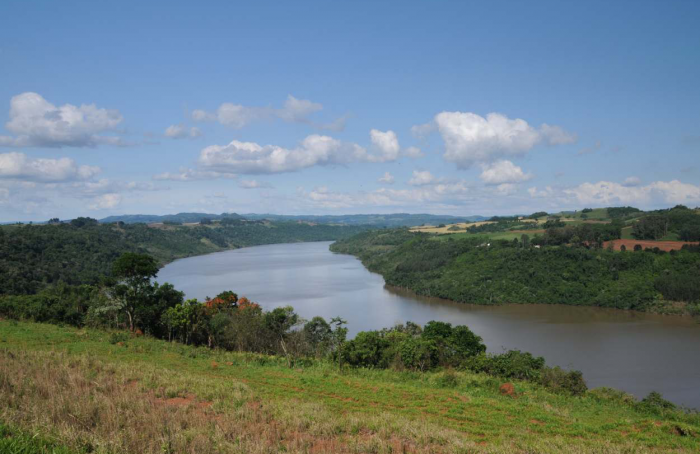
1, 321, 698, 453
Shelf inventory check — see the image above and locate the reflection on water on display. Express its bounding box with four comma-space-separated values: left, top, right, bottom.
158, 241, 700, 409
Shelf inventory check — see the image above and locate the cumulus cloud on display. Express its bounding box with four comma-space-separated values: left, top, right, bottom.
623, 176, 641, 187
369, 129, 400, 162
238, 179, 272, 189
197, 134, 368, 175
88, 193, 122, 210
408, 170, 436, 186
0, 152, 100, 182
164, 124, 202, 139
558, 180, 700, 206
0, 92, 125, 148
415, 112, 575, 168
368, 129, 422, 162
479, 160, 533, 185
192, 95, 346, 131
378, 172, 395, 184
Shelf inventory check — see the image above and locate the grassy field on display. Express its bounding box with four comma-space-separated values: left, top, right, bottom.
1, 321, 699, 453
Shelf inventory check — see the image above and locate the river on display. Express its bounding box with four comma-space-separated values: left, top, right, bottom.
157, 241, 700, 409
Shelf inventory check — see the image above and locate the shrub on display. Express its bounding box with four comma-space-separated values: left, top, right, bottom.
468, 350, 545, 380
434, 370, 459, 388
539, 366, 587, 395
340, 331, 390, 368
109, 332, 130, 345
398, 337, 437, 371
637, 391, 676, 415
588, 387, 637, 405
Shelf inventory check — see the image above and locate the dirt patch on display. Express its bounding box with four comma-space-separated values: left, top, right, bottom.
499, 383, 516, 398
603, 239, 699, 252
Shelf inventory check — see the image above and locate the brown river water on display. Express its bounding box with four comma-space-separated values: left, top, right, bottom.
157, 241, 700, 409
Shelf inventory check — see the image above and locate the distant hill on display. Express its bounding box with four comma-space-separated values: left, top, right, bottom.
100, 212, 487, 227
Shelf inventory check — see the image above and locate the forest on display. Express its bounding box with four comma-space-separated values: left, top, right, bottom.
330, 226, 700, 314
0, 218, 368, 295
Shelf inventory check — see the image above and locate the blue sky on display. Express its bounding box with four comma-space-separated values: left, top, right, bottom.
1, 0, 699, 222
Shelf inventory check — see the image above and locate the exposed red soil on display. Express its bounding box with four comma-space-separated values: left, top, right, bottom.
604, 239, 699, 252
499, 383, 515, 398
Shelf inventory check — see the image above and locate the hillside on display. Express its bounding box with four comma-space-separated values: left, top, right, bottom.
1, 321, 698, 454
330, 227, 700, 314
0, 219, 368, 295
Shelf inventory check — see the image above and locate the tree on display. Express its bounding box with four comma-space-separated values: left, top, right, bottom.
109, 253, 160, 332
303, 316, 332, 357
521, 234, 530, 248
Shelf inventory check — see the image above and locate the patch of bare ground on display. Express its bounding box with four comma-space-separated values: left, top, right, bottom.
604, 239, 699, 252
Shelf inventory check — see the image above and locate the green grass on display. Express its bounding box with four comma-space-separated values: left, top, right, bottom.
1, 321, 699, 453
0, 422, 79, 454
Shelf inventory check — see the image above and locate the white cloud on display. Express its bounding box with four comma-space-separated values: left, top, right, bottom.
88, 193, 122, 210
164, 124, 202, 139
369, 129, 400, 162
540, 124, 577, 145
623, 176, 641, 187
411, 121, 436, 139
192, 95, 346, 131
152, 168, 237, 181
403, 146, 423, 158
408, 170, 436, 186
238, 179, 272, 189
479, 160, 533, 185
1, 92, 125, 148
416, 112, 574, 168
277, 95, 323, 123
0, 152, 100, 182
563, 180, 700, 206
0, 187, 9, 202
378, 172, 395, 184
196, 134, 367, 175
299, 181, 473, 211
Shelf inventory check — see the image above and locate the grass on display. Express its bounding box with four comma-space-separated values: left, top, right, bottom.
1, 321, 699, 453
0, 423, 78, 454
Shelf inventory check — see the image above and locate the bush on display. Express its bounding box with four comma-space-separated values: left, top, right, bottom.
467, 350, 545, 380
588, 387, 637, 405
637, 391, 676, 414
340, 331, 390, 368
109, 332, 130, 344
434, 370, 459, 388
398, 337, 437, 371
539, 366, 587, 395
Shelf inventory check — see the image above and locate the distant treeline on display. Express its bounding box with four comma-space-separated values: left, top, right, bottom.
0, 217, 368, 296
631, 205, 700, 241
330, 228, 700, 313
100, 212, 487, 227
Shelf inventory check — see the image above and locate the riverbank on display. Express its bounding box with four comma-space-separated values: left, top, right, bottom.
329, 229, 700, 317
2, 320, 699, 453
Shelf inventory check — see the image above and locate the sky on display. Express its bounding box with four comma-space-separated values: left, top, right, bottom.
0, 0, 699, 222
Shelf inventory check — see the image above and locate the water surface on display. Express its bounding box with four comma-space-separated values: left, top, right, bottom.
158, 241, 700, 409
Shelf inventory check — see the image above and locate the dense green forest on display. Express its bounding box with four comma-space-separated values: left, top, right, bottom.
0, 218, 368, 295
330, 227, 700, 314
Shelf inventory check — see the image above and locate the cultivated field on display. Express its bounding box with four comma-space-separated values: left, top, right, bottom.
604, 239, 699, 252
